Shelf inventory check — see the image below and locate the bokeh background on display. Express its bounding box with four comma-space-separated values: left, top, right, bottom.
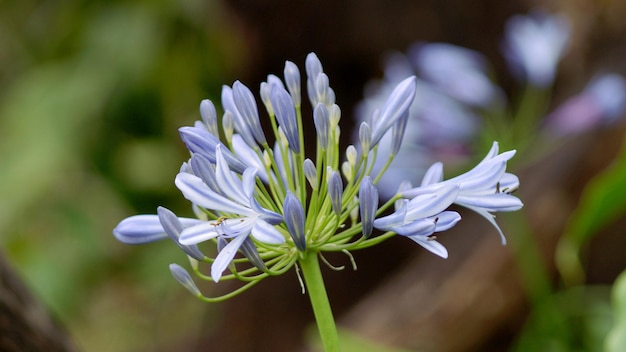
2, 0, 626, 351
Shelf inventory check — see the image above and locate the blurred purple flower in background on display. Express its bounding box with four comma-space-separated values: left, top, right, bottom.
544, 73, 626, 135
356, 9, 624, 198
502, 10, 571, 87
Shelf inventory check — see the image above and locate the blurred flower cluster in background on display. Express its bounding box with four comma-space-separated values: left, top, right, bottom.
2, 0, 626, 351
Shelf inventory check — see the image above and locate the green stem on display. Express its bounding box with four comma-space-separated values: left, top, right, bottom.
299, 251, 340, 352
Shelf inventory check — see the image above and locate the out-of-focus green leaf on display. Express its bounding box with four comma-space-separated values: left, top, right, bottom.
606, 269, 626, 352
556, 136, 626, 285
512, 286, 613, 352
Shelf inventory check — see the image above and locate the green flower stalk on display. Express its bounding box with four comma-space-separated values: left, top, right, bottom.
113, 52, 522, 351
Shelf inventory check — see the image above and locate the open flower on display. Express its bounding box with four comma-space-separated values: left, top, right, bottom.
400, 142, 523, 244
176, 145, 285, 282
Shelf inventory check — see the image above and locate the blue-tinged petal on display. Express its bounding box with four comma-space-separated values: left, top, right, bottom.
475, 141, 499, 166
249, 197, 283, 224
359, 121, 372, 152
313, 103, 329, 149
157, 207, 205, 260
175, 173, 253, 216
239, 237, 267, 271
284, 60, 301, 106
251, 219, 286, 244
284, 192, 306, 250
211, 233, 248, 282
214, 145, 248, 205
327, 170, 343, 215
463, 205, 508, 245
371, 76, 417, 146
392, 218, 436, 237
222, 85, 257, 148
306, 53, 323, 86
421, 162, 444, 186
359, 176, 378, 238
406, 236, 449, 258
233, 81, 267, 145
199, 99, 219, 137
304, 158, 318, 190
179, 125, 220, 156
433, 211, 461, 232
499, 173, 520, 193
178, 221, 220, 245
395, 182, 412, 210
169, 264, 201, 296
189, 154, 222, 194
270, 84, 300, 153
219, 218, 256, 238
455, 193, 523, 212
260, 82, 274, 115
113, 215, 204, 244
267, 74, 285, 89
241, 167, 258, 201
179, 126, 247, 173
113, 215, 168, 244
314, 73, 330, 104
373, 205, 407, 230
390, 110, 409, 155
456, 162, 507, 193
232, 135, 269, 183
405, 184, 459, 220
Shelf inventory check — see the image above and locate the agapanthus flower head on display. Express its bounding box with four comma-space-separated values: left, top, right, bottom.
113, 52, 522, 300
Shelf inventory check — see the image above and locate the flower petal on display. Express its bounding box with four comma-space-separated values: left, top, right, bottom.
456, 193, 523, 212
406, 236, 449, 258
113, 214, 202, 244
169, 264, 201, 296
175, 172, 253, 216
251, 219, 285, 244
157, 207, 205, 260
211, 233, 248, 282
179, 221, 220, 245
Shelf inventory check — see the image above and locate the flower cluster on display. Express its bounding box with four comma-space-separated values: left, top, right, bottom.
113, 53, 522, 299
357, 10, 626, 196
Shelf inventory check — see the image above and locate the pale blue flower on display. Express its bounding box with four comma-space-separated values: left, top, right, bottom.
176, 145, 285, 282
409, 42, 499, 107
401, 142, 523, 244
374, 184, 461, 258
503, 11, 571, 87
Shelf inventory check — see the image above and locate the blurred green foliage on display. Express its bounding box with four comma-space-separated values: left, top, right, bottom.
0, 0, 248, 350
